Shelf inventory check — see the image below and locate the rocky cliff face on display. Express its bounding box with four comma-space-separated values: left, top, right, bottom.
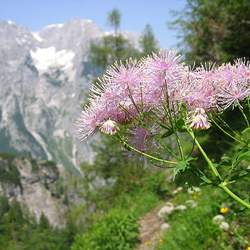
0, 153, 68, 227
0, 20, 100, 172
0, 19, 139, 172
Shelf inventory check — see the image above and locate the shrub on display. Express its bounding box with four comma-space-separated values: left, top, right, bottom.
71, 208, 139, 250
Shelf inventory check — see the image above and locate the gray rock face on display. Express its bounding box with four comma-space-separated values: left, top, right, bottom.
0, 19, 133, 172
0, 154, 67, 227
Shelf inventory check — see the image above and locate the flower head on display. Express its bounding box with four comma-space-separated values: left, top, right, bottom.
99, 119, 119, 135
188, 108, 211, 130
219, 221, 230, 231
76, 50, 250, 141
212, 214, 225, 225
215, 61, 250, 110
142, 50, 186, 106
220, 207, 229, 214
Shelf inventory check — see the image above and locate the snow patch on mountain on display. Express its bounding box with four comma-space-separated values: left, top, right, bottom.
30, 47, 75, 73
45, 23, 64, 29
32, 32, 43, 42
7, 20, 15, 25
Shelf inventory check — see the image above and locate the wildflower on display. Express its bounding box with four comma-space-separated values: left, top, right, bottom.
220, 207, 229, 214
159, 238, 164, 244
160, 223, 170, 230
188, 108, 211, 130
185, 199, 197, 208
76, 50, 250, 141
219, 221, 230, 231
99, 119, 119, 135
192, 186, 201, 193
172, 186, 183, 195
187, 186, 200, 193
180, 66, 217, 110
212, 214, 225, 225
246, 246, 250, 250
215, 61, 250, 110
217, 81, 250, 110
175, 205, 187, 211
77, 60, 144, 140
143, 50, 186, 106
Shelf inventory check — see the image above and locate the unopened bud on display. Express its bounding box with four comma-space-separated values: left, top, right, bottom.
99, 119, 119, 135
188, 108, 210, 130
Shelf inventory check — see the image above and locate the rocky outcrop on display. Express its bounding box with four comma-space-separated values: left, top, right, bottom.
0, 153, 67, 227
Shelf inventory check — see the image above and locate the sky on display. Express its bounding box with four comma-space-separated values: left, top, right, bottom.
0, 0, 186, 48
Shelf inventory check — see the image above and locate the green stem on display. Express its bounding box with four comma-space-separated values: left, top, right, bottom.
247, 98, 250, 116
219, 182, 250, 209
188, 130, 222, 180
188, 129, 250, 209
117, 135, 177, 166
162, 82, 184, 160
210, 117, 244, 144
238, 104, 249, 127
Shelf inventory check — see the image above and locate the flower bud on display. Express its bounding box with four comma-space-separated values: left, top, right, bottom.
99, 119, 119, 135
188, 108, 210, 130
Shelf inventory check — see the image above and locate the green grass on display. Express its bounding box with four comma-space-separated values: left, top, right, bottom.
157, 186, 250, 250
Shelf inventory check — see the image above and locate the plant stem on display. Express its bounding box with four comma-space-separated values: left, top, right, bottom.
162, 82, 184, 160
247, 98, 250, 116
219, 182, 250, 209
210, 117, 244, 144
238, 104, 249, 127
188, 129, 250, 209
117, 135, 177, 166
188, 130, 222, 180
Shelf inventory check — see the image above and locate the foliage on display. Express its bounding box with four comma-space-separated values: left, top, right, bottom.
0, 197, 75, 250
139, 24, 158, 56
173, 0, 250, 64
71, 170, 169, 250
0, 155, 21, 186
107, 8, 121, 34
89, 34, 140, 72
157, 186, 250, 250
71, 209, 139, 250
89, 8, 158, 73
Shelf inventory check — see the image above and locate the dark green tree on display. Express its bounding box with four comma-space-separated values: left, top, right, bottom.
107, 8, 121, 35
89, 8, 140, 72
89, 35, 140, 72
140, 24, 158, 55
173, 0, 250, 64
171, 0, 250, 187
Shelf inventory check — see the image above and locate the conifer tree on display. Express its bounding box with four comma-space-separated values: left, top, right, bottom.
140, 24, 158, 55
107, 8, 121, 35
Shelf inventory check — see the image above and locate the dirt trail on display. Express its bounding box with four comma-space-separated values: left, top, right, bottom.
136, 203, 167, 250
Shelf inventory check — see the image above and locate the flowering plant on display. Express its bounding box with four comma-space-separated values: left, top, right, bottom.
77, 50, 250, 209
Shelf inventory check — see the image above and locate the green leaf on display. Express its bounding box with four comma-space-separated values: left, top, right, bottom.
173, 157, 194, 179
161, 127, 174, 138
232, 146, 250, 167
198, 170, 213, 184
241, 127, 250, 144
175, 118, 185, 131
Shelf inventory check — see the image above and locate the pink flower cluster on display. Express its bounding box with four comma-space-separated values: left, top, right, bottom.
77, 50, 250, 140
